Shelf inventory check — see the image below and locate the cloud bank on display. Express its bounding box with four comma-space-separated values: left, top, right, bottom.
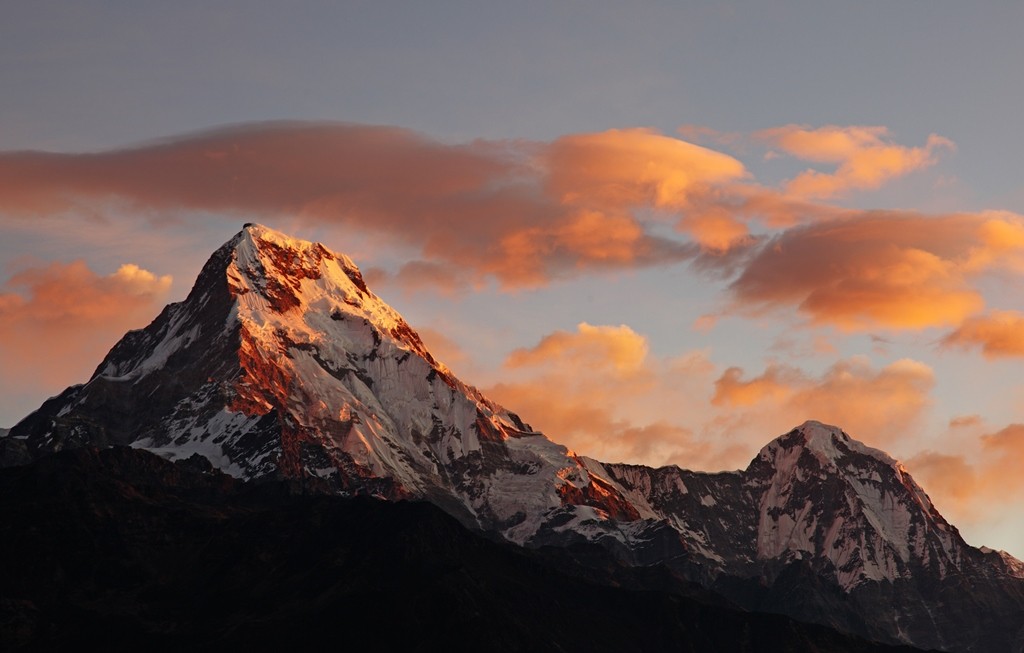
0, 122, 751, 290
0, 261, 172, 393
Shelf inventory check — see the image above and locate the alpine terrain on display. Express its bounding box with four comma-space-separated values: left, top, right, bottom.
3, 224, 1023, 652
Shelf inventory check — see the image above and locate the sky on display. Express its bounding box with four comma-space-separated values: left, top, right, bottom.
2, 1, 1024, 555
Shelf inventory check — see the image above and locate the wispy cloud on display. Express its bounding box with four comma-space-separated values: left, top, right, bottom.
909, 424, 1024, 531
756, 124, 954, 199
505, 322, 649, 373
487, 322, 936, 471
942, 311, 1024, 358
712, 357, 935, 445
486, 322, 723, 468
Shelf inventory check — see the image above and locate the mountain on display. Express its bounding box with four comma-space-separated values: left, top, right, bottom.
599, 421, 1024, 651
3, 223, 644, 545
0, 445, 930, 653
3, 224, 1023, 651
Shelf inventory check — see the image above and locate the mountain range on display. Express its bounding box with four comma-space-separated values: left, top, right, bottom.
3, 224, 1023, 651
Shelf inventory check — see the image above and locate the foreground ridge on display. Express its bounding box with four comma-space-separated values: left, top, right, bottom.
3, 224, 1023, 652
0, 446, 930, 652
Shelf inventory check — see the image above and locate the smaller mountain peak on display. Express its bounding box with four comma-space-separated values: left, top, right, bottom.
795, 420, 853, 459
979, 547, 1024, 578
796, 419, 845, 443
758, 420, 897, 471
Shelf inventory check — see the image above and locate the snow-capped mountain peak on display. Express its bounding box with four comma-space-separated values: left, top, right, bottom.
230, 222, 439, 363
6, 223, 643, 546
747, 421, 963, 588
979, 546, 1024, 579
757, 420, 896, 470
599, 421, 971, 592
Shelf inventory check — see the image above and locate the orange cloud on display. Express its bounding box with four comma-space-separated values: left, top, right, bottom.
0, 260, 172, 395
957, 213, 1024, 275
543, 128, 746, 210
678, 206, 754, 252
942, 311, 1024, 358
0, 261, 171, 331
716, 185, 848, 230
908, 424, 1024, 530
486, 318, 938, 473
487, 323, 720, 468
757, 125, 954, 199
487, 379, 710, 467
489, 210, 686, 288
726, 212, 1005, 330
489, 323, 937, 472
981, 423, 1024, 462
3, 120, 999, 301
6, 120, 1023, 345
712, 365, 794, 406
712, 357, 934, 446
906, 452, 980, 510
0, 123, 745, 290
506, 322, 649, 373
949, 414, 984, 429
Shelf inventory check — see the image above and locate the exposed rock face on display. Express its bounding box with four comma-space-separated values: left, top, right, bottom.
3, 224, 643, 546
4, 224, 1023, 652
597, 422, 1024, 652
599, 422, 969, 587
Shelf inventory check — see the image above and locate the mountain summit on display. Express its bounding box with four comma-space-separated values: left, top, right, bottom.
603, 420, 968, 587
4, 224, 1023, 652
3, 224, 641, 543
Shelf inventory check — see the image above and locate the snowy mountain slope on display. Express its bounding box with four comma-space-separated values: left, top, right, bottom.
597, 421, 971, 590
3, 224, 1023, 652
3, 224, 647, 546
597, 421, 1024, 651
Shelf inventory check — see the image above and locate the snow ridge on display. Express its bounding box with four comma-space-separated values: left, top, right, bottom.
750, 421, 964, 589
5, 224, 649, 548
